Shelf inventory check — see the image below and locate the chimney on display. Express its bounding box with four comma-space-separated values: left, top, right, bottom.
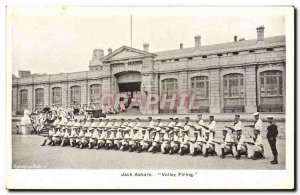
234, 35, 238, 42
194, 35, 201, 48
18, 70, 31, 78
256, 26, 265, 41
143, 43, 149, 52
92, 48, 104, 61
108, 48, 112, 54
180, 43, 183, 49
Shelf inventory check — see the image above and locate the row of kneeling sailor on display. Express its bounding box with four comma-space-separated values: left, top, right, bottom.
39, 115, 266, 160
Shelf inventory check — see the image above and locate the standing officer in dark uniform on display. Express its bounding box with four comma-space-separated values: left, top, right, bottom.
267, 116, 279, 164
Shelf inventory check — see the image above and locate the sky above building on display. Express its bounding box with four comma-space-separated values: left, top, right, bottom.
9, 6, 286, 76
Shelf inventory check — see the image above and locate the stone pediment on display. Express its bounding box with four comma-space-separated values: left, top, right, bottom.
111, 49, 143, 60
102, 46, 156, 62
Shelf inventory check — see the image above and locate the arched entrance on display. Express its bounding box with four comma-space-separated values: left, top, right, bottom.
116, 71, 142, 109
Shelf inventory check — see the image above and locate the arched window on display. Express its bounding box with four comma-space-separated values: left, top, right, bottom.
90, 84, 101, 109
20, 89, 28, 108
161, 78, 178, 97
35, 88, 44, 107
260, 70, 283, 97
223, 73, 245, 112
191, 76, 209, 99
223, 73, 244, 98
259, 70, 284, 112
70, 85, 81, 106
52, 87, 62, 106
161, 78, 178, 113
191, 76, 209, 113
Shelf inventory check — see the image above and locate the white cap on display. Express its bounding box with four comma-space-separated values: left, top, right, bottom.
267, 115, 274, 119
253, 112, 259, 116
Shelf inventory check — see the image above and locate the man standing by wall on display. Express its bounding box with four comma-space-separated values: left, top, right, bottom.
267, 116, 279, 165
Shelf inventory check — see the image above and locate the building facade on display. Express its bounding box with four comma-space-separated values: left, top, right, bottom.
12, 26, 286, 115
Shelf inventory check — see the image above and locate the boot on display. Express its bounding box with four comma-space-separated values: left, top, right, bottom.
221, 148, 225, 159
236, 150, 241, 160
61, 140, 65, 147
163, 147, 168, 154
252, 151, 258, 160
271, 154, 278, 164
180, 147, 185, 156
97, 143, 101, 150
213, 150, 218, 156
169, 148, 174, 155
88, 143, 92, 149
80, 144, 83, 149
204, 148, 209, 157
137, 146, 142, 153
114, 145, 118, 150
152, 146, 157, 154
192, 148, 197, 156
199, 148, 203, 155
129, 145, 133, 152
41, 140, 47, 146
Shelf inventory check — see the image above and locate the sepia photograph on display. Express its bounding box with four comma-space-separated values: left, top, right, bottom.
6, 5, 295, 190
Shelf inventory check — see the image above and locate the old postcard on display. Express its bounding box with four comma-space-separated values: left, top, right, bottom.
6, 6, 295, 190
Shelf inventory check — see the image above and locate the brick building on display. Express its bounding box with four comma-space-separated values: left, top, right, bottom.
12, 26, 286, 115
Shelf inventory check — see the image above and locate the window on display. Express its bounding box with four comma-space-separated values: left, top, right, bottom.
188, 57, 193, 60
223, 73, 245, 112
202, 55, 207, 58
174, 59, 179, 61
70, 85, 81, 106
233, 52, 239, 55
266, 48, 274, 51
190, 76, 210, 113
20, 89, 28, 107
35, 88, 44, 106
161, 78, 178, 113
161, 78, 178, 97
52, 87, 62, 106
191, 76, 209, 99
217, 54, 223, 57
223, 73, 244, 98
249, 50, 255, 53
90, 84, 101, 109
260, 70, 283, 97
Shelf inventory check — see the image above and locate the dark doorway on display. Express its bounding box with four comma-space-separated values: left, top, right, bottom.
119, 82, 141, 108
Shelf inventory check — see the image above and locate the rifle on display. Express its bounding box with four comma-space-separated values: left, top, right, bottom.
213, 141, 222, 145
244, 141, 255, 145
225, 126, 235, 131
245, 125, 255, 128
200, 125, 209, 130
227, 141, 238, 146
124, 138, 132, 142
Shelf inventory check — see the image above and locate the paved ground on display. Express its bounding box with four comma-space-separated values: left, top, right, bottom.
12, 135, 285, 170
